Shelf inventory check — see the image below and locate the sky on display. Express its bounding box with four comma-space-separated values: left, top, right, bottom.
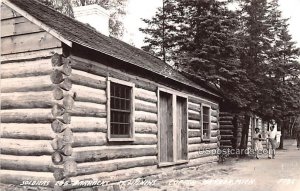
122, 0, 300, 48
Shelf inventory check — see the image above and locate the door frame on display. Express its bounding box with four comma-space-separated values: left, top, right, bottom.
157, 87, 188, 167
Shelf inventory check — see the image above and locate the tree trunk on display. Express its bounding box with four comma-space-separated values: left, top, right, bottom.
278, 120, 284, 149
239, 114, 250, 156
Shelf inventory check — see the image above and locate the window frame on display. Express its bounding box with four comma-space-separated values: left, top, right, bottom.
157, 87, 189, 167
201, 104, 211, 141
107, 77, 135, 142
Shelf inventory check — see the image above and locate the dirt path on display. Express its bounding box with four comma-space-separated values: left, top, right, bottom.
124, 139, 300, 191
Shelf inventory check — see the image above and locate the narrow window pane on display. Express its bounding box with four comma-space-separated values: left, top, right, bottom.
110, 82, 132, 138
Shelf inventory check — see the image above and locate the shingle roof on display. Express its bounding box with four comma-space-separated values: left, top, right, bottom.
7, 0, 220, 98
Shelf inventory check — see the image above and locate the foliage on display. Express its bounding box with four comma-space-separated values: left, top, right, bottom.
141, 0, 300, 121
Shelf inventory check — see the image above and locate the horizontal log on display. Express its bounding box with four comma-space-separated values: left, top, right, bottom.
0, 109, 53, 123
70, 56, 157, 92
134, 134, 157, 145
72, 68, 106, 81
188, 120, 200, 129
211, 122, 219, 130
1, 31, 61, 55
73, 132, 157, 147
188, 102, 200, 112
76, 156, 157, 176
220, 124, 234, 130
0, 59, 52, 79
211, 130, 219, 137
135, 88, 157, 103
70, 117, 107, 132
189, 148, 218, 160
220, 116, 234, 120
135, 111, 157, 123
64, 166, 159, 190
219, 112, 233, 116
211, 116, 218, 123
135, 99, 157, 113
1, 48, 62, 63
1, 75, 52, 93
188, 129, 201, 138
0, 170, 55, 187
221, 135, 234, 139
188, 143, 218, 152
219, 121, 233, 125
175, 155, 218, 170
72, 145, 157, 163
73, 132, 107, 147
72, 84, 106, 104
0, 155, 54, 172
220, 140, 232, 146
70, 70, 106, 90
220, 130, 234, 135
188, 96, 218, 110
0, 123, 55, 140
211, 109, 218, 117
188, 110, 201, 121
1, 91, 72, 109
188, 137, 202, 144
210, 137, 218, 143
135, 122, 157, 134
0, 138, 53, 155
70, 102, 106, 117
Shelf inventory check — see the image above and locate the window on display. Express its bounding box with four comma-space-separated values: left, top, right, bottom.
158, 88, 188, 166
202, 105, 211, 140
107, 78, 134, 141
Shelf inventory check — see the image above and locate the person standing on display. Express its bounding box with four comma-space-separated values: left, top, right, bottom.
267, 125, 277, 159
253, 128, 264, 159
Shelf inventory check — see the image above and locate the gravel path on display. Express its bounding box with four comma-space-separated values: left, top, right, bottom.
123, 139, 300, 191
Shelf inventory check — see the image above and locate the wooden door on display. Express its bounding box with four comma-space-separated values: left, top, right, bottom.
176, 97, 188, 160
159, 92, 173, 162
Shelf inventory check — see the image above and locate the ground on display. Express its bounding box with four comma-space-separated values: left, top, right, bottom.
1, 139, 299, 191
122, 139, 300, 191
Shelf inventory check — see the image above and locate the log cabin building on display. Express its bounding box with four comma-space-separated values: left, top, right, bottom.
0, 0, 222, 190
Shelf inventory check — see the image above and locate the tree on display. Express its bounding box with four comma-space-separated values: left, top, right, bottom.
140, 0, 180, 63
38, 0, 128, 38
141, 0, 300, 150
38, 0, 74, 16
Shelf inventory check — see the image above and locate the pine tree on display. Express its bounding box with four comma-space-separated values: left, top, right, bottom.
139, 0, 179, 63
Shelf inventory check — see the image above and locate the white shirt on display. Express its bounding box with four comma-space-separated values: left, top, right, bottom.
268, 130, 277, 139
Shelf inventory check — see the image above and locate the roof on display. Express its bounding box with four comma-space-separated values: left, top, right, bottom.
5, 0, 221, 98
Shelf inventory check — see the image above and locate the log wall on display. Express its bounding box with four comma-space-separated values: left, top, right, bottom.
187, 97, 220, 161
67, 55, 159, 185
62, 54, 220, 190
0, 4, 62, 189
